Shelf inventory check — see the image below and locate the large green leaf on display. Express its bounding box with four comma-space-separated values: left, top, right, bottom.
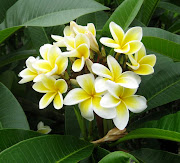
131, 148, 180, 163
168, 20, 180, 34
0, 82, 29, 129
137, 0, 160, 25
102, 0, 143, 35
0, 135, 94, 162
142, 27, 180, 61
93, 147, 110, 162
158, 2, 180, 15
1, 0, 108, 28
0, 0, 17, 23
0, 50, 37, 68
0, 129, 42, 152
99, 151, 139, 163
112, 128, 180, 145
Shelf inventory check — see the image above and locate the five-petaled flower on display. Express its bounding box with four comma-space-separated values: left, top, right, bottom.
100, 22, 143, 55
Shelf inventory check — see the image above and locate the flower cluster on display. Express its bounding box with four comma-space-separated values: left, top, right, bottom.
19, 21, 156, 130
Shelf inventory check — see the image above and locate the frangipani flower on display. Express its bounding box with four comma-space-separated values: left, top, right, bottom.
100, 80, 147, 130
33, 75, 67, 109
33, 44, 68, 79
19, 56, 41, 84
127, 45, 156, 75
62, 34, 90, 72
64, 74, 116, 121
51, 26, 75, 47
70, 21, 99, 53
92, 55, 141, 93
100, 22, 143, 55
37, 121, 51, 134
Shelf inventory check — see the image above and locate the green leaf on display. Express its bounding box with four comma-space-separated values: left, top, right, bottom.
1, 0, 108, 28
0, 82, 29, 129
112, 128, 180, 145
131, 148, 180, 163
93, 147, 110, 162
142, 27, 180, 61
0, 26, 22, 44
0, 135, 94, 163
168, 20, 180, 34
28, 27, 50, 54
99, 151, 139, 163
0, 0, 17, 23
0, 50, 37, 68
158, 2, 180, 15
0, 129, 42, 152
138, 54, 180, 110
102, 0, 143, 36
137, 0, 160, 25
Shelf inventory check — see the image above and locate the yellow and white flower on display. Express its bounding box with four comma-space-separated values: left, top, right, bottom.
62, 34, 90, 72
70, 21, 99, 53
18, 56, 41, 84
64, 74, 116, 121
33, 44, 68, 79
127, 45, 156, 75
37, 121, 51, 134
92, 55, 141, 93
100, 22, 143, 55
33, 75, 67, 109
100, 80, 147, 130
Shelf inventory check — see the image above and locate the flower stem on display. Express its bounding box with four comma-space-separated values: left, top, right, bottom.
88, 121, 93, 139
103, 119, 108, 135
95, 114, 104, 138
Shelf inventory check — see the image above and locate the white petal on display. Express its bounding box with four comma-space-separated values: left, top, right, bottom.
94, 77, 108, 93
39, 92, 56, 109
100, 37, 119, 48
113, 102, 129, 130
72, 57, 85, 72
53, 92, 63, 109
40, 44, 53, 60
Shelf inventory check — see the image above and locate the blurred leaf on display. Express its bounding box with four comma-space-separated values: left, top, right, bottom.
93, 147, 110, 162
130, 18, 146, 27
28, 27, 50, 54
65, 106, 81, 137
137, 0, 160, 25
1, 0, 108, 28
0, 26, 22, 44
99, 151, 139, 163
131, 148, 180, 163
0, 82, 29, 129
0, 129, 42, 152
168, 20, 180, 34
113, 128, 180, 145
0, 50, 37, 67
102, 0, 143, 36
142, 27, 180, 61
158, 2, 180, 14
77, 11, 109, 31
0, 0, 17, 23
0, 135, 94, 162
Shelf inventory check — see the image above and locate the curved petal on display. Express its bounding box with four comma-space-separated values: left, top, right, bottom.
55, 79, 68, 93
100, 93, 120, 108
92, 63, 112, 79
33, 74, 44, 82
94, 77, 108, 93
85, 59, 93, 74
62, 50, 79, 57
19, 68, 37, 78
113, 101, 129, 130
109, 22, 124, 45
41, 75, 56, 91
126, 62, 140, 70
107, 55, 122, 78
63, 88, 90, 105
139, 54, 156, 67
33, 82, 50, 93
53, 92, 63, 109
128, 54, 138, 67
18, 76, 35, 84
39, 44, 52, 60
33, 60, 52, 72
64, 36, 75, 50
55, 55, 68, 74
134, 64, 154, 75
87, 23, 96, 36
75, 33, 90, 48
72, 57, 85, 72
123, 27, 142, 45
86, 32, 99, 53
76, 44, 90, 59
93, 97, 116, 119
76, 73, 95, 95
106, 80, 123, 98
39, 92, 56, 109
122, 87, 137, 98
79, 98, 94, 121
135, 44, 146, 62
114, 43, 130, 54
123, 95, 147, 113
51, 35, 63, 42
116, 71, 141, 88
45, 64, 58, 76
64, 26, 74, 37
100, 37, 119, 48
25, 57, 37, 73
125, 41, 143, 55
